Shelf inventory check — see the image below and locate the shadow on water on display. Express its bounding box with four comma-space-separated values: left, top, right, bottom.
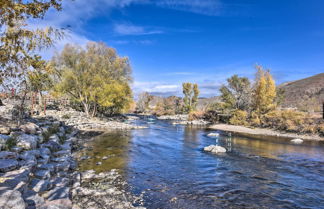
78, 119, 324, 209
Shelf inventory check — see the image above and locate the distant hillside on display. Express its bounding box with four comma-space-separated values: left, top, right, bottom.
279, 73, 324, 112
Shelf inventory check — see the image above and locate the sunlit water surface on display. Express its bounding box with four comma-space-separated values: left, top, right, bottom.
78, 119, 324, 209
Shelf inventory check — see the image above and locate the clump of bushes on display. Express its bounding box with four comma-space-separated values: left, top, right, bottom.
229, 110, 248, 126
188, 111, 204, 121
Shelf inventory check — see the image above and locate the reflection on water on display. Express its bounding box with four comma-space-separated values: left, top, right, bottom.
78, 119, 324, 209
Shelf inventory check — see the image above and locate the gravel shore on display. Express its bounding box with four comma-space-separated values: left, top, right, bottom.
209, 124, 324, 141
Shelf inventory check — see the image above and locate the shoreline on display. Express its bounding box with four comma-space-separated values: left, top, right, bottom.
209, 124, 324, 142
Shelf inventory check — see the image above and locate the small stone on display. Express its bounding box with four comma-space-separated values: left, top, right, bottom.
96, 162, 102, 165
102, 156, 108, 160
207, 132, 220, 137
34, 169, 51, 179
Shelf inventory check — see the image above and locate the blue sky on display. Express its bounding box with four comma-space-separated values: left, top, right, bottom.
36, 0, 324, 97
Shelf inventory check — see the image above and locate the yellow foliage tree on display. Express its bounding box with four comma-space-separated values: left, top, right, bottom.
253, 65, 277, 116
49, 42, 133, 117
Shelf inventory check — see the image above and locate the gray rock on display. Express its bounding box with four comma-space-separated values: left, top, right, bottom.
37, 163, 55, 173
29, 179, 52, 193
39, 198, 72, 209
38, 147, 51, 155
53, 150, 70, 157
38, 154, 50, 164
20, 122, 39, 134
0, 167, 30, 191
41, 141, 61, 152
16, 134, 39, 150
0, 159, 18, 172
0, 151, 17, 159
43, 186, 70, 201
23, 189, 45, 209
34, 169, 51, 179
204, 145, 227, 153
0, 190, 26, 209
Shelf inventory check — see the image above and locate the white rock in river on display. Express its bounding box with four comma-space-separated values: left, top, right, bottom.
291, 138, 303, 144
204, 145, 226, 153
207, 133, 220, 137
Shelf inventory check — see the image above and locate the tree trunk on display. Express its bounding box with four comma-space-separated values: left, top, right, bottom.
82, 102, 90, 117
91, 104, 97, 118
38, 91, 43, 114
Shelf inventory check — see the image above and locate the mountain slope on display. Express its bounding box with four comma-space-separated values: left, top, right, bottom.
279, 73, 324, 112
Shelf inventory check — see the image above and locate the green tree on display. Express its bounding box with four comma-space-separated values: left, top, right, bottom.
219, 75, 251, 111
49, 42, 133, 117
253, 65, 277, 116
182, 82, 199, 113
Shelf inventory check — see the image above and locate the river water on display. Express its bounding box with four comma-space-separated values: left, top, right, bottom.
78, 118, 324, 209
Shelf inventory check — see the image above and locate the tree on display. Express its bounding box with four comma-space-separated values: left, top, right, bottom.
0, 0, 63, 118
136, 92, 153, 113
27, 58, 53, 114
49, 42, 133, 117
253, 65, 277, 116
219, 75, 251, 111
182, 82, 199, 113
0, 0, 63, 82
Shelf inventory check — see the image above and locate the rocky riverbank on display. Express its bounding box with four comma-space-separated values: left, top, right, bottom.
209, 124, 324, 142
157, 114, 210, 125
0, 106, 146, 208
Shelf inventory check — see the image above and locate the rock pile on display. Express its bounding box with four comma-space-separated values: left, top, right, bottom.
0, 120, 77, 209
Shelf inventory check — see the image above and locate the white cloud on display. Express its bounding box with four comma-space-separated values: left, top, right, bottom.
153, 0, 222, 16
114, 23, 164, 36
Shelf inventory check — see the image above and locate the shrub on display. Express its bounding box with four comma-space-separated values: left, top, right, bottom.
249, 111, 261, 126
188, 111, 205, 121
229, 110, 248, 126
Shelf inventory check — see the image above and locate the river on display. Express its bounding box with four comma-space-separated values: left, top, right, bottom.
78, 118, 324, 209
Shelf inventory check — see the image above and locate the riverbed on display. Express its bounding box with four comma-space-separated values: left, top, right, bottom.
78, 118, 324, 209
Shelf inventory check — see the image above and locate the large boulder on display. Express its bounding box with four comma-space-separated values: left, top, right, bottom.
19, 122, 39, 134
0, 190, 26, 209
16, 134, 39, 150
0, 159, 19, 172
204, 145, 227, 154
